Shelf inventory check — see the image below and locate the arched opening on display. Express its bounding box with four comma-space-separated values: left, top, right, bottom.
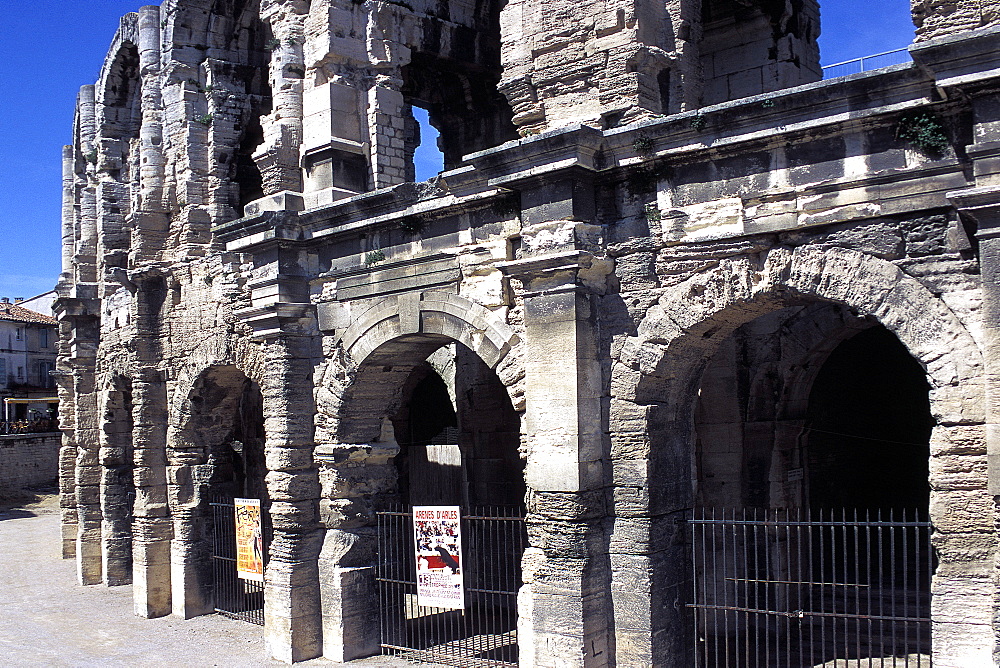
100, 375, 133, 586
327, 333, 524, 665
689, 304, 933, 666
173, 365, 267, 623
397, 0, 518, 177
409, 106, 445, 183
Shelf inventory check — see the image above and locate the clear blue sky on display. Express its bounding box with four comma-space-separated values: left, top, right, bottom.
0, 0, 914, 301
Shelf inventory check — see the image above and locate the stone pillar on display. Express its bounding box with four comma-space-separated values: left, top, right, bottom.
76, 85, 99, 285
54, 313, 78, 560
367, 74, 408, 189
99, 383, 134, 586
313, 433, 398, 662
256, 0, 307, 196
499, 182, 614, 666
260, 335, 324, 663
131, 370, 172, 618
134, 4, 169, 261
61, 145, 75, 280
73, 326, 102, 586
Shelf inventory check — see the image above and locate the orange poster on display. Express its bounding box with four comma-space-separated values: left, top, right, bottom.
235, 498, 264, 582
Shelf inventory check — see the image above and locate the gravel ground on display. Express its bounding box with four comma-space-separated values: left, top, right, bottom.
0, 495, 425, 668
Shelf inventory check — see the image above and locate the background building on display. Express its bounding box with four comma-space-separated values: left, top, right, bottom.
0, 296, 58, 422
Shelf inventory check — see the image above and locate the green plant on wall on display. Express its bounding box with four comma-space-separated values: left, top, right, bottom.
85, 148, 98, 165
265, 38, 281, 51
365, 249, 386, 266
399, 217, 425, 235
633, 134, 654, 154
644, 202, 662, 223
690, 114, 707, 132
195, 113, 213, 126
897, 112, 950, 157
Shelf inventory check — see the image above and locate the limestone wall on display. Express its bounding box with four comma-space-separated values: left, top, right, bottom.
913, 0, 1000, 41
55, 1, 1000, 666
0, 434, 61, 492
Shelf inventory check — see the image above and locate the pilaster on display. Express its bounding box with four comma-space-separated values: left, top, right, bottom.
499, 210, 614, 666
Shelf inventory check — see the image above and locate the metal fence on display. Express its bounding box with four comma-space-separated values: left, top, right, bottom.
0, 418, 59, 435
210, 499, 265, 626
822, 48, 912, 79
376, 505, 525, 667
688, 508, 932, 667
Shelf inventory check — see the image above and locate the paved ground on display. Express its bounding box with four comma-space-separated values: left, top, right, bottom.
0, 494, 421, 668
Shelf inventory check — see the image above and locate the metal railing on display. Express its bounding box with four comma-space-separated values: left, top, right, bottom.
377, 505, 525, 668
0, 418, 59, 435
688, 508, 932, 667
822, 48, 911, 79
210, 499, 265, 626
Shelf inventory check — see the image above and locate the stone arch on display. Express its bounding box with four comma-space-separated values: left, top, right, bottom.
632, 245, 982, 421
340, 291, 519, 369
333, 290, 523, 443
166, 360, 268, 618
315, 291, 525, 662
614, 244, 989, 666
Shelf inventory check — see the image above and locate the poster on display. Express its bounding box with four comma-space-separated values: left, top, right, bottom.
413, 505, 464, 609
235, 498, 264, 582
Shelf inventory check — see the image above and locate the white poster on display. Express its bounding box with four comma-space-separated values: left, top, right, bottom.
413, 505, 465, 610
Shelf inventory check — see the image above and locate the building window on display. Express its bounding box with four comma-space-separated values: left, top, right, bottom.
17, 366, 24, 380
39, 329, 49, 348
15, 327, 22, 340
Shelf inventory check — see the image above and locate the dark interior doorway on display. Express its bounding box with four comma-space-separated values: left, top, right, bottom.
806, 325, 932, 510
688, 314, 934, 667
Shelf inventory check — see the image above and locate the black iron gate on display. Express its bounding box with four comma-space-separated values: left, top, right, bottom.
687, 508, 933, 667
376, 505, 525, 667
211, 499, 265, 625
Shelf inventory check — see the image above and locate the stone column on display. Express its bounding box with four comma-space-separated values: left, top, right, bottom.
260, 334, 324, 663
256, 0, 307, 196
99, 383, 134, 586
313, 433, 398, 662
76, 85, 99, 285
134, 3, 169, 261
131, 369, 172, 618
72, 320, 102, 585
61, 145, 75, 280
367, 73, 409, 189
499, 177, 614, 666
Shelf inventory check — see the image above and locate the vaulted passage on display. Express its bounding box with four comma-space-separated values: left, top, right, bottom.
689, 307, 933, 667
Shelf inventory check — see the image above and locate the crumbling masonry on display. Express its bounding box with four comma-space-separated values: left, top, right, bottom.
58, 0, 1000, 665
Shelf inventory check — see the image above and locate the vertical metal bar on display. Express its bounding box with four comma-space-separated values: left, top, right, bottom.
702, 508, 710, 668
853, 508, 861, 665
691, 508, 699, 668
742, 508, 750, 668
807, 506, 816, 668
762, 507, 771, 668
721, 507, 730, 668
784, 508, 792, 666
710, 507, 719, 668
890, 508, 898, 662
902, 509, 910, 667
819, 507, 827, 666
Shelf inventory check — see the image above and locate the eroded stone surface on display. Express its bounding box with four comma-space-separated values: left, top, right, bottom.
57, 2, 1000, 666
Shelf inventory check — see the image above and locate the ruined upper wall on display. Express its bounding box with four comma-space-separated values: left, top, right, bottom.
913, 0, 1000, 41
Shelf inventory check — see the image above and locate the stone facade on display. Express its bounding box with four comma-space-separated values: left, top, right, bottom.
58, 1, 1000, 666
